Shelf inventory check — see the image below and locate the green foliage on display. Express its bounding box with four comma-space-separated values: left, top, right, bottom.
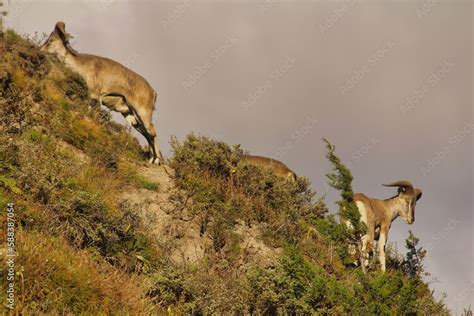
324, 139, 365, 236
134, 175, 160, 191
323, 139, 367, 269
54, 189, 152, 272
247, 247, 353, 314
403, 230, 427, 276
247, 250, 447, 315
324, 138, 353, 201
170, 133, 242, 179
147, 269, 192, 307
25, 128, 49, 143
0, 174, 22, 194
170, 134, 326, 249
313, 215, 354, 265
123, 169, 160, 191
55, 67, 89, 101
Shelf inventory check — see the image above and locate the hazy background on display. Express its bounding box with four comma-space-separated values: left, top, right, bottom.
6, 0, 472, 312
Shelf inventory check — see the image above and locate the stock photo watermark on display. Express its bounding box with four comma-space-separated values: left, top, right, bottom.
122, 51, 140, 69
100, 0, 117, 11
242, 55, 296, 111
346, 136, 380, 168
453, 280, 474, 304
258, 0, 280, 15
420, 121, 473, 176
274, 114, 318, 160
161, 0, 192, 30
424, 217, 460, 251
400, 59, 454, 115
70, 32, 140, 70
319, 0, 357, 34
340, 39, 395, 95
3, 0, 30, 25
182, 33, 239, 91
416, 0, 440, 19
5, 203, 16, 310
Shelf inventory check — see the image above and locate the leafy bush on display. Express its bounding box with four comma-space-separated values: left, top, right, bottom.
403, 230, 427, 277
170, 134, 326, 249
247, 247, 448, 315
247, 247, 353, 314
323, 139, 367, 267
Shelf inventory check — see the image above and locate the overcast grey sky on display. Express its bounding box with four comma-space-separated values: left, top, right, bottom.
6, 0, 472, 312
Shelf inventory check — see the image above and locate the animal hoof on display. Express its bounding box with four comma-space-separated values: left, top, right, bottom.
125, 114, 137, 126
148, 157, 161, 165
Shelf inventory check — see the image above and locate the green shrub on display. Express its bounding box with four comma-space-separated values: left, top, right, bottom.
247, 247, 354, 314
323, 139, 367, 268
170, 134, 327, 249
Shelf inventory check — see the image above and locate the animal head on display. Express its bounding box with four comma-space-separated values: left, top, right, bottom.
40, 22, 77, 57
383, 180, 422, 224
240, 155, 297, 181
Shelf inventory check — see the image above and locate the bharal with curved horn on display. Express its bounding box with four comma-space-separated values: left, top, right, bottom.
344, 180, 423, 271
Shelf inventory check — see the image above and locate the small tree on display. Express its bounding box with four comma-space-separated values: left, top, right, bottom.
402, 230, 426, 276
324, 139, 367, 271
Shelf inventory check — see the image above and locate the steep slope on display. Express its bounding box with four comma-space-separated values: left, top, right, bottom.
121, 165, 282, 266
0, 31, 450, 315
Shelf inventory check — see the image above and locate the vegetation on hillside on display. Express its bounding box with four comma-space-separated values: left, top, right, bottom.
0, 29, 157, 314
0, 30, 450, 314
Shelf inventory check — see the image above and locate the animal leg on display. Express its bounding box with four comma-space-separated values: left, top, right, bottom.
129, 116, 161, 165
361, 235, 370, 268
144, 123, 163, 165
378, 227, 388, 272
100, 95, 139, 127
137, 112, 162, 164
360, 226, 375, 271
100, 95, 125, 111
126, 104, 163, 165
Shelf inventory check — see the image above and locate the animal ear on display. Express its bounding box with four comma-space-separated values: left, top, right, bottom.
415, 188, 422, 201
54, 21, 70, 42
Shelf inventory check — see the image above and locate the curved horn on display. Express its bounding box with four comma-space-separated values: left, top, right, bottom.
55, 22, 67, 37
54, 21, 77, 56
54, 22, 68, 43
382, 180, 413, 188
382, 180, 414, 193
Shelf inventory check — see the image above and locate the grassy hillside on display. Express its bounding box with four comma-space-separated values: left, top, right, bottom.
0, 30, 450, 314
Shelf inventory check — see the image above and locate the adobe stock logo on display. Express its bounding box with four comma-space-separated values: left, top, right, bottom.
319, 0, 357, 34
339, 40, 395, 95
182, 34, 239, 91
420, 121, 473, 176
400, 59, 454, 115
242, 55, 296, 111
161, 0, 192, 30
